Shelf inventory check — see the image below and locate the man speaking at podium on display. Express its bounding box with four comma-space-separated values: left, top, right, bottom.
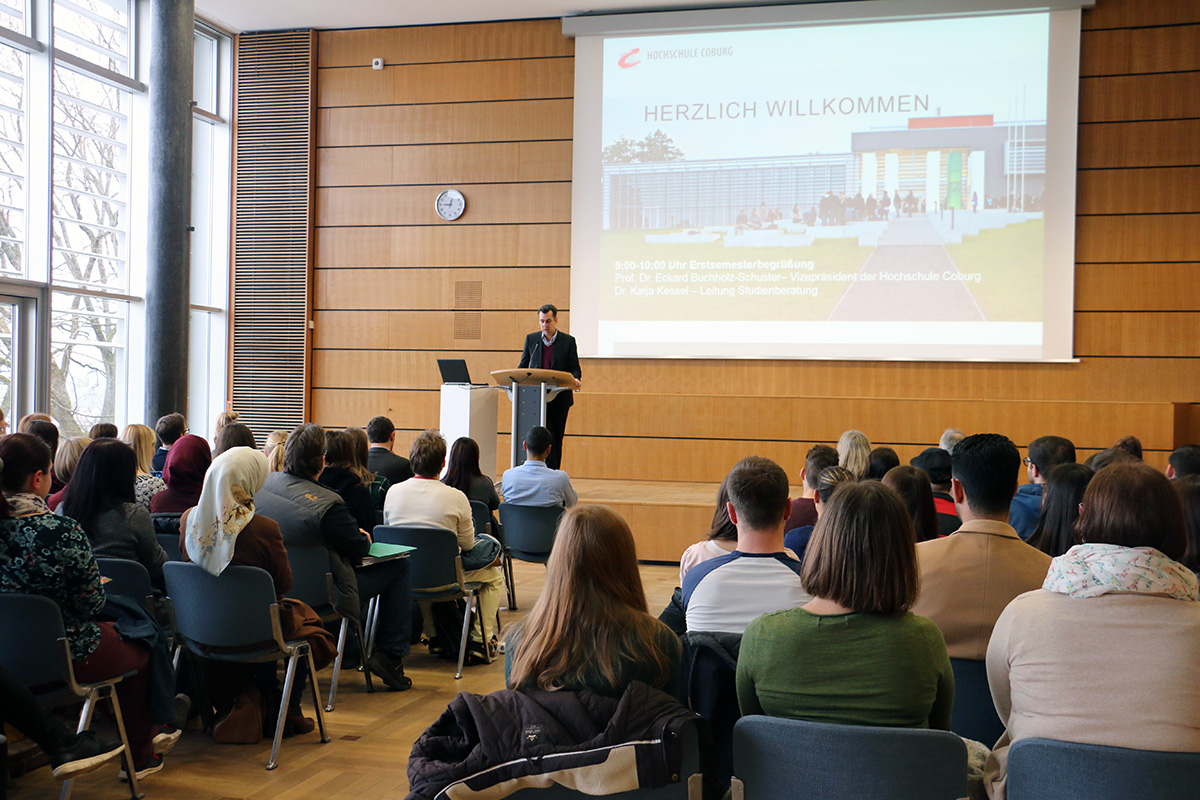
518, 304, 581, 470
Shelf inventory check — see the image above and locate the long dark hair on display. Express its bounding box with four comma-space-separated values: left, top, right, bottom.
882, 465, 940, 543
1174, 475, 1200, 573
707, 477, 737, 542
60, 439, 137, 532
443, 437, 485, 494
1028, 463, 1094, 558
0, 434, 53, 518
865, 447, 900, 481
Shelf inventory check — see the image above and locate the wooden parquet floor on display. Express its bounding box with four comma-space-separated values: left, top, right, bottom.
7, 560, 681, 800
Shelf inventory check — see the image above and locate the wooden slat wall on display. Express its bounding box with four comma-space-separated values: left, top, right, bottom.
308, 4, 1200, 557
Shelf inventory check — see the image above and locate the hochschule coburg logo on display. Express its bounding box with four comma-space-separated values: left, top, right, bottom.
617, 48, 641, 68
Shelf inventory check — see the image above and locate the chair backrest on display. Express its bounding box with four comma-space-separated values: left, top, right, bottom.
469, 500, 491, 537
497, 503, 563, 562
681, 632, 742, 785
96, 557, 154, 602
163, 562, 279, 649
372, 525, 462, 591
156, 533, 183, 561
949, 657, 1005, 746
152, 513, 184, 561
1007, 737, 1200, 800
732, 715, 967, 800
0, 593, 69, 687
285, 545, 333, 610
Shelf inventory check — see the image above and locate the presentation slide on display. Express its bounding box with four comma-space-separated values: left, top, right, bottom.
570, 11, 1079, 361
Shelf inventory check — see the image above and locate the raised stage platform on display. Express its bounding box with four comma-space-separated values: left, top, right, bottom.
571, 478, 807, 563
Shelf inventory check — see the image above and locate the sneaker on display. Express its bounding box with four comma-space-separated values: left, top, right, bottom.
173, 692, 191, 728
152, 725, 182, 755
48, 730, 125, 780
366, 652, 413, 691
118, 753, 165, 782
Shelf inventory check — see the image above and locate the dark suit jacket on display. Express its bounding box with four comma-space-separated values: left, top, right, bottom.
518, 331, 581, 408
368, 446, 413, 485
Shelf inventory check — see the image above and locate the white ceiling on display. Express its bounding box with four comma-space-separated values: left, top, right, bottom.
194, 0, 790, 34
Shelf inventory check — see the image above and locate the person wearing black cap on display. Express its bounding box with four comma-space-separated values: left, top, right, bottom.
910, 447, 961, 536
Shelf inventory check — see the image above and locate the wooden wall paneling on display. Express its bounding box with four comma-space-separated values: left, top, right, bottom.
312, 310, 390, 350
596, 503, 713, 562
1176, 403, 1200, 446
319, 141, 572, 187
311, 388, 438, 430
318, 57, 572, 108
1077, 120, 1200, 169
1075, 264, 1200, 311
1075, 214, 1200, 263
1082, 0, 1200, 30
313, 267, 570, 310
317, 19, 571, 68
315, 224, 570, 268
312, 349, 520, 391
1079, 72, 1200, 122
1075, 167, 1200, 215
384, 310, 567, 350
317, 99, 573, 147
1080, 25, 1200, 76
317, 183, 572, 226
1074, 311, 1200, 357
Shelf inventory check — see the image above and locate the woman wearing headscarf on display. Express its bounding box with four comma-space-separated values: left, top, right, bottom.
179, 448, 334, 739
151, 434, 212, 513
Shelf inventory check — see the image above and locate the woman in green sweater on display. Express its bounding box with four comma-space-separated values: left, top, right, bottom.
736, 480, 953, 729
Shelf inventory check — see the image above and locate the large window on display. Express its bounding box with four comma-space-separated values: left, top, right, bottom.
0, 0, 231, 435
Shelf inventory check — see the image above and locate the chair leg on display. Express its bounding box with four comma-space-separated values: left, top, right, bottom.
105, 685, 143, 800
363, 596, 380, 660
305, 647, 332, 745
267, 655, 298, 771
351, 619, 374, 694
326, 617, 349, 712
455, 592, 475, 680
504, 552, 517, 610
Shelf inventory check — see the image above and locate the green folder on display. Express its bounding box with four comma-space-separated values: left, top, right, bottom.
368, 542, 415, 558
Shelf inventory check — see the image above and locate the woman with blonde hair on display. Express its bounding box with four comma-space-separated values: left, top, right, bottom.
122, 424, 167, 511
506, 505, 680, 697
263, 429, 288, 472
836, 429, 871, 479
47, 436, 91, 511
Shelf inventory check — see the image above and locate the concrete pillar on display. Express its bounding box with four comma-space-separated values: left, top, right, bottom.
144, 0, 195, 423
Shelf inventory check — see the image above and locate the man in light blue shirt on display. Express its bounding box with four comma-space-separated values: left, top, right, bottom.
501, 426, 578, 508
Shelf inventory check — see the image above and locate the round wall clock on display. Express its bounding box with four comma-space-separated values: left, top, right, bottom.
435, 189, 466, 221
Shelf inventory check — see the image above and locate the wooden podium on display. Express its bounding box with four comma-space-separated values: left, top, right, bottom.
491, 368, 576, 469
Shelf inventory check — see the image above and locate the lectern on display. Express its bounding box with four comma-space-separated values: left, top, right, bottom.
491, 368, 576, 469
439, 384, 498, 479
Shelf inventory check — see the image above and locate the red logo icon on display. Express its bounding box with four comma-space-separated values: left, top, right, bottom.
617, 48, 641, 69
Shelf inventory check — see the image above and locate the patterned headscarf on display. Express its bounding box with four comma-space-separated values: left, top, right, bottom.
1044, 543, 1199, 601
183, 447, 268, 576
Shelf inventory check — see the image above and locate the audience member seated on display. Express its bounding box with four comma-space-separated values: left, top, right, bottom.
16, 412, 52, 433
443, 436, 499, 534
1009, 435, 1075, 540
0, 661, 124, 780
46, 435, 90, 511
214, 410, 240, 438
683, 457, 808, 634
910, 447, 962, 535
737, 481, 952, 730
1175, 475, 1200, 576
255, 424, 413, 691
344, 426, 388, 514
865, 446, 900, 481
88, 423, 118, 440
122, 424, 167, 511
384, 429, 505, 662
0, 407, 6, 436
319, 429, 376, 532
152, 412, 187, 474
213, 423, 255, 456
505, 505, 680, 698
985, 462, 1200, 800
940, 427, 966, 453
264, 429, 287, 472
783, 466, 854, 561
882, 465, 941, 542
180, 447, 334, 737
28, 419, 63, 493
911, 434, 1052, 660
836, 429, 870, 479
788, 444, 838, 529
679, 477, 738, 584
151, 434, 212, 513
1084, 446, 1138, 472
366, 415, 413, 485
500, 426, 577, 508
1111, 434, 1142, 460
1167, 444, 1200, 480
1027, 463, 1094, 558
0, 434, 174, 780
61, 439, 169, 592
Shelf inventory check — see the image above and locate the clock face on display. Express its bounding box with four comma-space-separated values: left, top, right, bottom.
435, 189, 466, 221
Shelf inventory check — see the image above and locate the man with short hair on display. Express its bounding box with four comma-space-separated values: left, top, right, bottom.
255, 423, 414, 690
366, 415, 413, 485
911, 434, 1052, 660
384, 429, 506, 660
910, 447, 961, 536
787, 444, 837, 530
518, 304, 581, 470
1010, 435, 1076, 539
682, 456, 808, 634
500, 426, 577, 508
1168, 444, 1200, 479
152, 413, 187, 473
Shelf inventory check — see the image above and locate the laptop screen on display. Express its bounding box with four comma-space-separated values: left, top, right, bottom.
437, 358, 472, 384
